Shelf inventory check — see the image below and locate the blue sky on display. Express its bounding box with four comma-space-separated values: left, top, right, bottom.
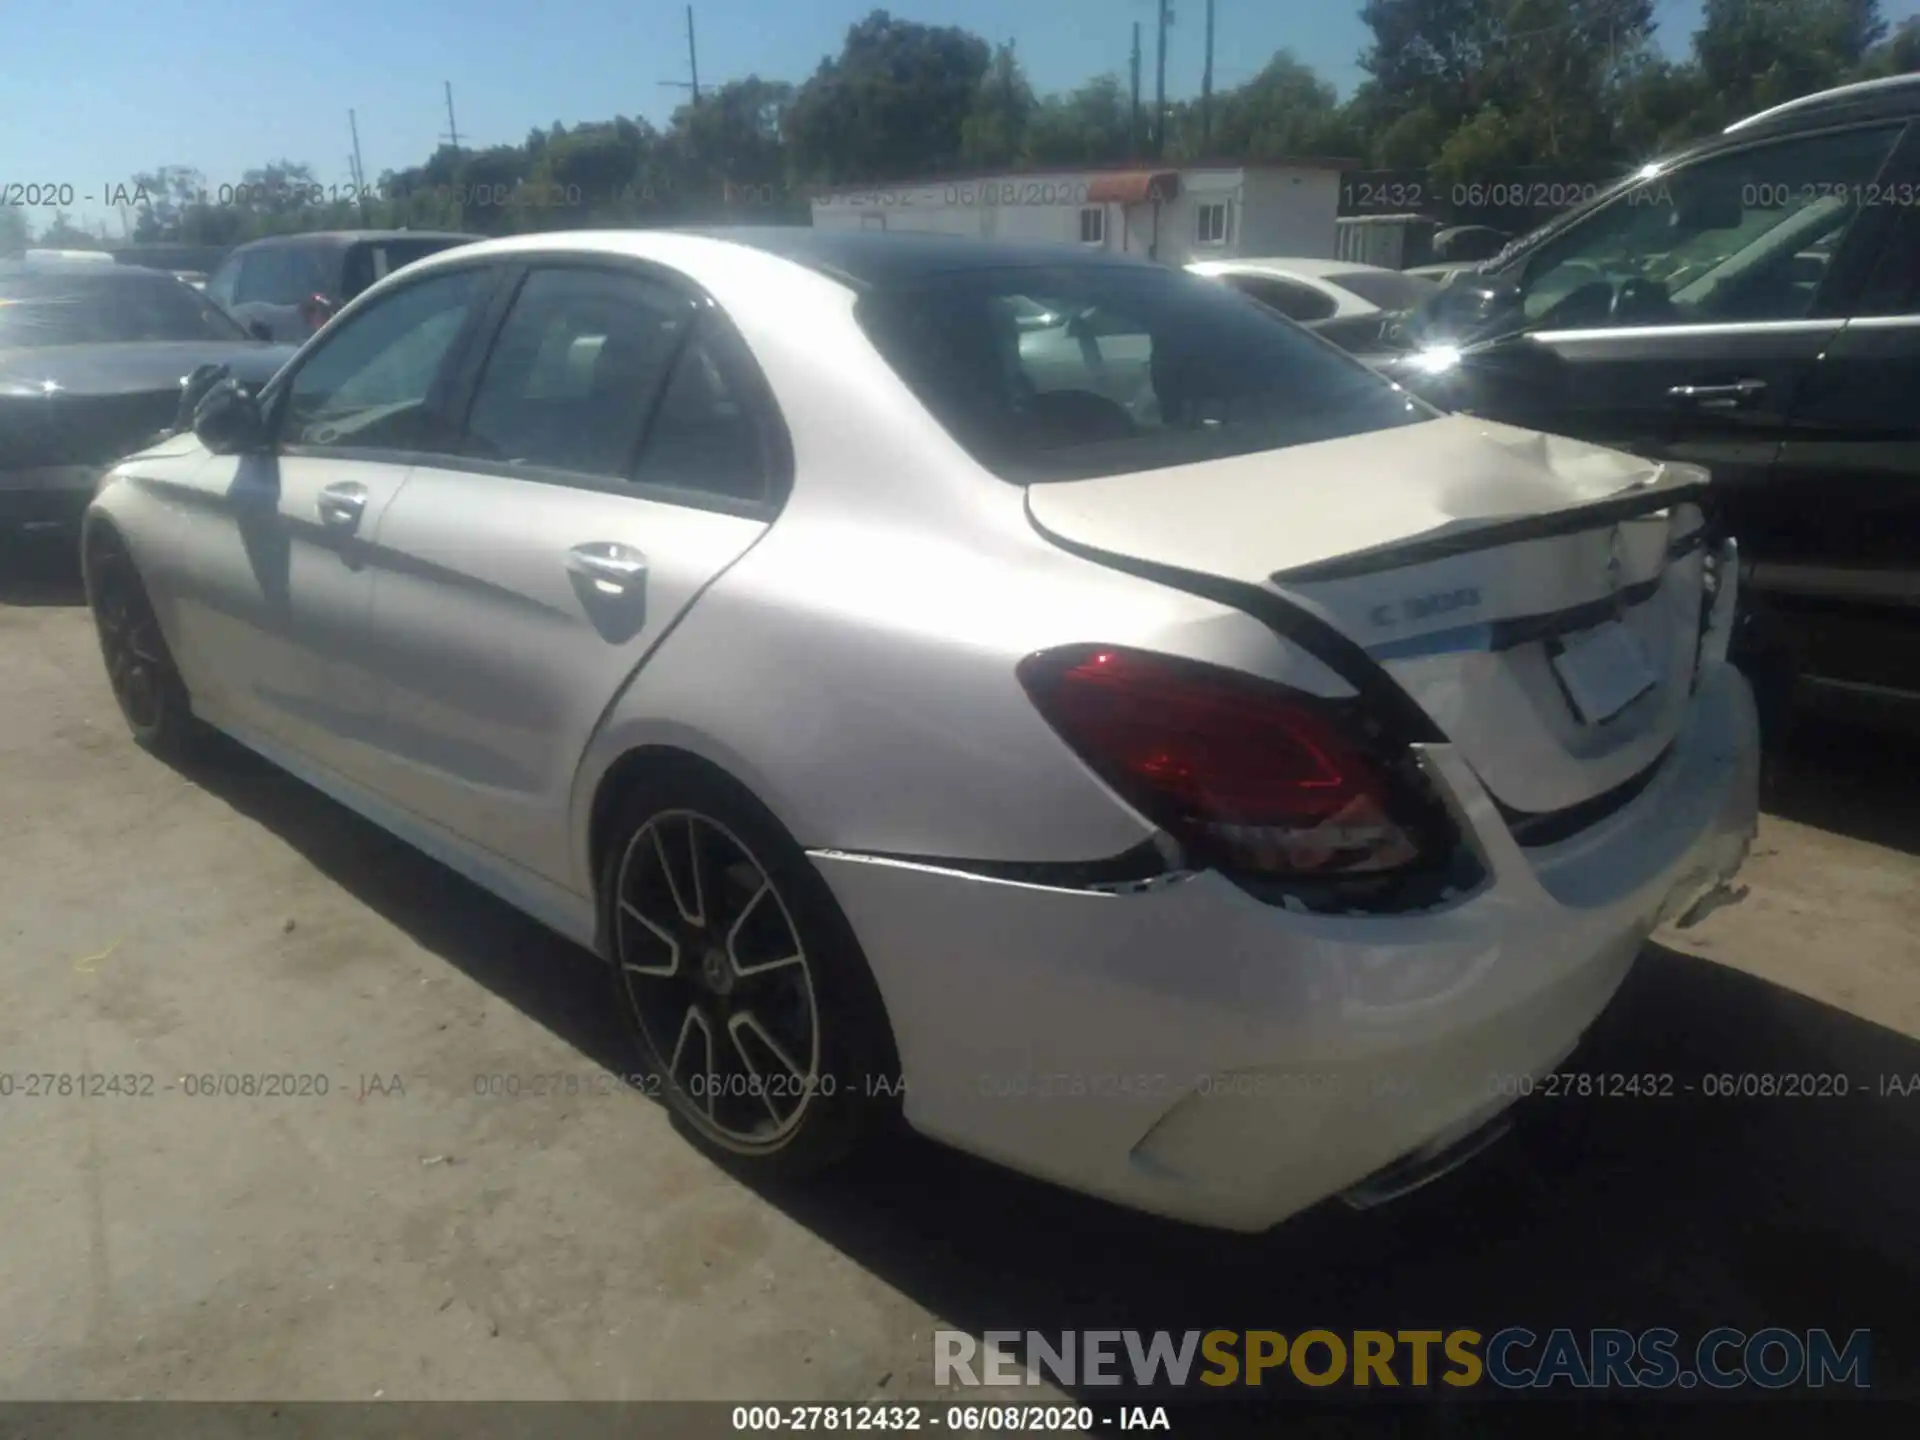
4, 0, 1913, 235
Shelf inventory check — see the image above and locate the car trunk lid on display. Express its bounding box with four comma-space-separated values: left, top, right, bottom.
1025, 413, 1714, 821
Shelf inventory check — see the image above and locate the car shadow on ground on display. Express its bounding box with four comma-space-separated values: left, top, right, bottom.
0, 531, 88, 606
171, 724, 1920, 1433
1766, 715, 1920, 857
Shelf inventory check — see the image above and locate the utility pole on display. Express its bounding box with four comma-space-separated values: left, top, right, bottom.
348, 108, 370, 222
1154, 0, 1171, 159
660, 6, 703, 105
686, 5, 701, 104
1201, 0, 1216, 155
441, 81, 462, 151
1129, 22, 1142, 160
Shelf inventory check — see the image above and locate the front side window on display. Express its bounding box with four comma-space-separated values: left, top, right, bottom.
858, 263, 1430, 484
1197, 202, 1229, 245
281, 267, 483, 451
461, 266, 693, 480
1514, 124, 1902, 329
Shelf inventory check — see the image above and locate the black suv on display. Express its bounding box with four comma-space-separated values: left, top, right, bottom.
206, 230, 480, 344
1380, 75, 1920, 732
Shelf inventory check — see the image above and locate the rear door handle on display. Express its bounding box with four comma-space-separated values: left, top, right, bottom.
566, 543, 649, 594
1668, 379, 1766, 410
316, 481, 369, 529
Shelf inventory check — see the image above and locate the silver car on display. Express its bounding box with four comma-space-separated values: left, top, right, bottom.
83, 229, 1758, 1231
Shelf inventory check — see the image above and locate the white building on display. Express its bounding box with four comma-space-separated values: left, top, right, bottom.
809, 162, 1348, 265
810, 162, 1351, 266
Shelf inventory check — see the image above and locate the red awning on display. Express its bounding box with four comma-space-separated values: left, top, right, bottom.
1085, 170, 1180, 205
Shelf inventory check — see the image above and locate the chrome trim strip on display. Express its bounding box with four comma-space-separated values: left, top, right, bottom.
1530, 319, 1840, 342
1798, 675, 1920, 703
1844, 313, 1920, 330
1747, 561, 1920, 607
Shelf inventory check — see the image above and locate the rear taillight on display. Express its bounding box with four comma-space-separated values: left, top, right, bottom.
1017, 646, 1443, 878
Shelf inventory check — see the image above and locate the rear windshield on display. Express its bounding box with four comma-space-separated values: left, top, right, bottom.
1324, 268, 1438, 314
0, 270, 247, 347
855, 264, 1431, 484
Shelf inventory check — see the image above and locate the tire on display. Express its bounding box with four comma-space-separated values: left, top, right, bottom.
598, 763, 902, 1179
84, 529, 203, 757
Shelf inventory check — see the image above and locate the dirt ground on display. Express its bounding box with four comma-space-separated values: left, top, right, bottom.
3, 535, 1918, 1412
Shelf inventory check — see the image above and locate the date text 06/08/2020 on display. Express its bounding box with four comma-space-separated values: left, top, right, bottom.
967, 1070, 1920, 1102
730, 1405, 1169, 1433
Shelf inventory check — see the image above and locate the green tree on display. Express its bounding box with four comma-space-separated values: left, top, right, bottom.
1693, 0, 1888, 127
960, 42, 1037, 168
128, 166, 209, 241
1025, 75, 1133, 164
784, 9, 992, 183
663, 77, 799, 220
37, 211, 102, 247
1612, 50, 1714, 157
1856, 14, 1920, 76
0, 206, 30, 256
1173, 51, 1361, 163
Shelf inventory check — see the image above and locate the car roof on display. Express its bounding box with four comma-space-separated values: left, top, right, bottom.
0, 260, 189, 280
229, 230, 481, 253
1191, 257, 1388, 281
1724, 72, 1920, 137
672, 226, 1154, 290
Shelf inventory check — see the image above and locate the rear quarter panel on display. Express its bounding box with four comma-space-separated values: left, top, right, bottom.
570, 483, 1359, 883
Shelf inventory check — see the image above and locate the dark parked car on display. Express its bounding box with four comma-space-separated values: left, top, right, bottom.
206, 230, 480, 344
1377, 74, 1920, 732
0, 263, 296, 533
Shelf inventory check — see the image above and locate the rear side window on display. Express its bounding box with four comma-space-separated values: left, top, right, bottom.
857, 264, 1430, 484
462, 266, 694, 479
632, 323, 774, 504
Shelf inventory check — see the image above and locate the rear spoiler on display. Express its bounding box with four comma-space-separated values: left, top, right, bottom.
1270, 467, 1711, 585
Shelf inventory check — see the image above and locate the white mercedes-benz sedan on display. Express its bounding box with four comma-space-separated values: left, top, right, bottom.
82, 228, 1758, 1231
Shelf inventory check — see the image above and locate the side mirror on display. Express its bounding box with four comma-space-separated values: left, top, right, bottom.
193, 378, 269, 455
176, 362, 231, 433
247, 320, 273, 342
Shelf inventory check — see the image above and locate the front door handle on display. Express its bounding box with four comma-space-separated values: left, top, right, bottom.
1668, 378, 1766, 410
316, 482, 369, 530
566, 543, 649, 595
